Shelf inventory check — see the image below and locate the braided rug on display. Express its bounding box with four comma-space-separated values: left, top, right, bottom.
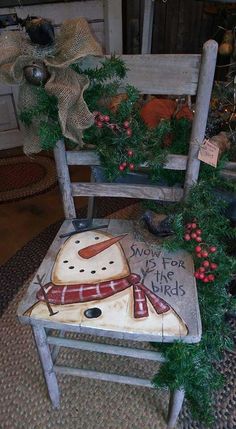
0, 155, 57, 203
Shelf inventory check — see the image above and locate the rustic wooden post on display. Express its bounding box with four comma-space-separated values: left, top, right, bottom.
141, 0, 155, 54
87, 169, 96, 219
184, 40, 218, 197
32, 325, 60, 409
167, 388, 185, 429
53, 139, 76, 219
103, 0, 123, 54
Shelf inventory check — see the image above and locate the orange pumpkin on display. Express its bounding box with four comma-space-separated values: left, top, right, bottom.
140, 98, 176, 128
140, 98, 193, 128
175, 105, 194, 121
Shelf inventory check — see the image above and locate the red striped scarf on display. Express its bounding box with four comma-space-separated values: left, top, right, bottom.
36, 273, 170, 318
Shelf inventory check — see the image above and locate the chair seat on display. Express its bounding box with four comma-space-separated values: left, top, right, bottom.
18, 218, 201, 343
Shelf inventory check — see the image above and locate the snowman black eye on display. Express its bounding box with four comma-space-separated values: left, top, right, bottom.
75, 240, 80, 244
95, 237, 100, 240
109, 261, 114, 264
69, 266, 74, 269
84, 307, 102, 319
63, 260, 68, 263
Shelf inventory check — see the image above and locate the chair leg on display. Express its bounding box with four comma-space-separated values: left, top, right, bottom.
167, 388, 185, 429
32, 325, 60, 409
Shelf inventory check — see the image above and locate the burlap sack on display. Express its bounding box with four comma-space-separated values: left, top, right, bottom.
0, 18, 102, 154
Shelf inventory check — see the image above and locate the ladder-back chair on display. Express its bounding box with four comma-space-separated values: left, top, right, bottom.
18, 40, 217, 429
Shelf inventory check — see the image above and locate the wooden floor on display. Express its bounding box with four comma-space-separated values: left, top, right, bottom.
0, 147, 89, 265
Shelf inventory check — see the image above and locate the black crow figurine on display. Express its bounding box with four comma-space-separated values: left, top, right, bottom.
0, 14, 54, 46
142, 210, 173, 237
19, 16, 55, 46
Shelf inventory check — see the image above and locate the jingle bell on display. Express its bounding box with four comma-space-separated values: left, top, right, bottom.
23, 62, 50, 86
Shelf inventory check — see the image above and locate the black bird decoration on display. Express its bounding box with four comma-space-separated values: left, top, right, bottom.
0, 13, 54, 46
142, 210, 174, 237
19, 16, 55, 46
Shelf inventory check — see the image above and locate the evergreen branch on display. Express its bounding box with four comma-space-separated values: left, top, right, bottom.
151, 180, 236, 424
72, 55, 127, 81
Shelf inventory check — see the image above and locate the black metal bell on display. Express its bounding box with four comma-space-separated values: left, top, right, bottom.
23, 62, 50, 86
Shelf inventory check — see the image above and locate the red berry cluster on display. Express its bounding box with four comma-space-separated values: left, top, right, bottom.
94, 112, 134, 172
184, 221, 202, 243
194, 264, 217, 283
94, 112, 110, 128
184, 220, 218, 283
123, 120, 132, 137
119, 149, 135, 172
94, 113, 132, 137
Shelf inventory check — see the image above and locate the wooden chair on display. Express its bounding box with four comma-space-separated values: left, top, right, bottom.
18, 41, 217, 429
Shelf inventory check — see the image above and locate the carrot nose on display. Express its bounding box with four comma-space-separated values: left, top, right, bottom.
78, 234, 127, 259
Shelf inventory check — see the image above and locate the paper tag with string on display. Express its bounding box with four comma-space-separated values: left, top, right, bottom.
198, 139, 219, 168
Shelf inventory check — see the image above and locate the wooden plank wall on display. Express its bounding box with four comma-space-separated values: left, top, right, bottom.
0, 1, 105, 47
123, 0, 224, 54
123, 0, 235, 80
0, 0, 85, 6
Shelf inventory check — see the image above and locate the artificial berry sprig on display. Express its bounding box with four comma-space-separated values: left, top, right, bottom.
94, 113, 135, 172
94, 112, 117, 130
184, 221, 202, 243
118, 149, 136, 172
118, 160, 135, 172
123, 120, 132, 136
194, 256, 218, 283
183, 219, 218, 284
94, 113, 133, 137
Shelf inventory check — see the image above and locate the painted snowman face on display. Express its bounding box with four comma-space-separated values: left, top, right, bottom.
52, 230, 130, 285
27, 231, 189, 339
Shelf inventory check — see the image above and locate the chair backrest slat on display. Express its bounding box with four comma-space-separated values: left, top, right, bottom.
122, 54, 201, 95
54, 40, 218, 219
66, 151, 188, 170
81, 54, 201, 95
71, 183, 184, 202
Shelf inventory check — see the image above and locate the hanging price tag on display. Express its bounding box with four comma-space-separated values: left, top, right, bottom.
198, 139, 219, 168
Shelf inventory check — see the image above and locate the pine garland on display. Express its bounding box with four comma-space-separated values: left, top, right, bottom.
151, 181, 236, 425
19, 56, 235, 191
19, 56, 192, 183
80, 59, 191, 182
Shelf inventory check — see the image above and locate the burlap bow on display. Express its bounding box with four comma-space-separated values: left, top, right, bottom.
0, 18, 102, 154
